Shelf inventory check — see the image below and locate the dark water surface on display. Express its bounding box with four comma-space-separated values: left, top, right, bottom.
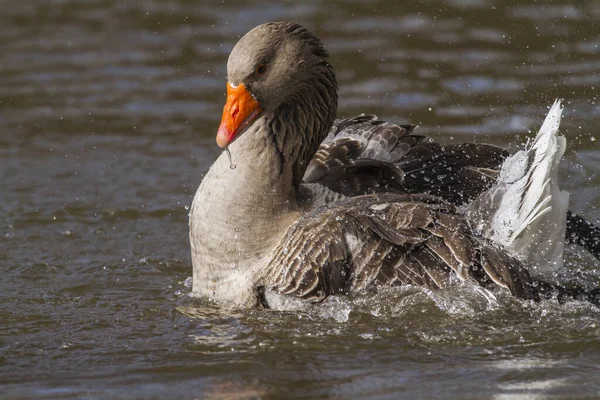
2, 0, 600, 398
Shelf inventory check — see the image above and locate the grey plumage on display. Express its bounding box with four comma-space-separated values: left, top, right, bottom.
190, 21, 598, 308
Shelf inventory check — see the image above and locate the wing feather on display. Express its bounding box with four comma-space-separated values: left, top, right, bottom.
263, 194, 538, 303
304, 115, 508, 205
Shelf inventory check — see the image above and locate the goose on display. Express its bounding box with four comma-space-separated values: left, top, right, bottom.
189, 21, 600, 308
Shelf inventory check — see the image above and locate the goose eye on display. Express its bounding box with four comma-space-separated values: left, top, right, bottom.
256, 64, 267, 75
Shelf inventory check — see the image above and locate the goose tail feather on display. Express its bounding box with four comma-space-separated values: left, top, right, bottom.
467, 100, 569, 273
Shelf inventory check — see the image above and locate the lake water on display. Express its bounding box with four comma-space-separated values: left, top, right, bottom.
2, 0, 600, 398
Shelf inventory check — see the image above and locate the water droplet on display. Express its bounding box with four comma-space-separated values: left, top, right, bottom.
184, 205, 190, 211
225, 148, 236, 169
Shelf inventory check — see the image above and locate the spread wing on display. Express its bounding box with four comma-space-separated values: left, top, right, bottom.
301, 114, 600, 268
263, 194, 538, 303
304, 115, 508, 204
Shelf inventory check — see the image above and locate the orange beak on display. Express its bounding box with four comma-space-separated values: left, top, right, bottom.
216, 82, 262, 148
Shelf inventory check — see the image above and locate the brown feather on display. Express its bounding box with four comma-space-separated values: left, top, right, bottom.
263, 194, 538, 302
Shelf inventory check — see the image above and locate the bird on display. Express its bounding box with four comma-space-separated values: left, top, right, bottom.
189, 21, 600, 309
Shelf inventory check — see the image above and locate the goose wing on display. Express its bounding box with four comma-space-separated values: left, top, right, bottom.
304, 115, 508, 204
304, 115, 600, 262
263, 194, 538, 303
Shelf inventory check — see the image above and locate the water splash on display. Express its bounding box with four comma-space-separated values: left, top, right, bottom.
225, 148, 236, 170
318, 296, 353, 323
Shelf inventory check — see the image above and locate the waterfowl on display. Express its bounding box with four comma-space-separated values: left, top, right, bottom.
189, 21, 600, 308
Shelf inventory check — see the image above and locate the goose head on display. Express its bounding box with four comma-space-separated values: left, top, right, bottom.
216, 22, 338, 150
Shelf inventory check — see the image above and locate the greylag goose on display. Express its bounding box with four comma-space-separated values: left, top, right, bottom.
189, 22, 600, 308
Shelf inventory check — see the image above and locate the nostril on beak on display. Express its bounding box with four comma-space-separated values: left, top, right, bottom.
232, 106, 239, 120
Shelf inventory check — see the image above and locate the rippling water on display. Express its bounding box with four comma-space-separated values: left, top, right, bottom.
2, 0, 600, 398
